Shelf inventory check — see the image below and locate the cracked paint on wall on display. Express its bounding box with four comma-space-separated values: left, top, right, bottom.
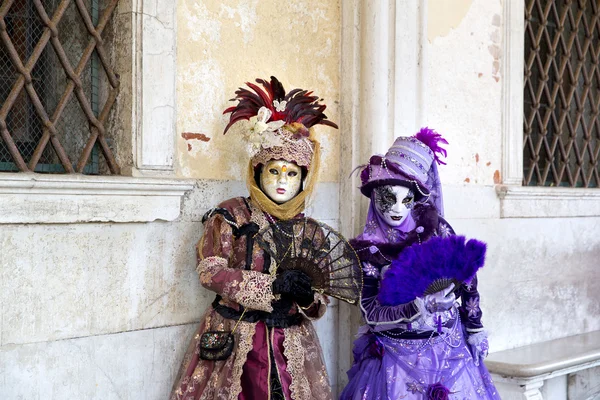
425, 0, 503, 186
428, 0, 474, 42
176, 0, 341, 181
489, 14, 502, 82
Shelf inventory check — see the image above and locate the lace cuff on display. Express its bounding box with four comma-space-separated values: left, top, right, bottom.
197, 256, 275, 312
412, 297, 456, 332
298, 293, 328, 320
232, 270, 276, 312
467, 330, 489, 365
467, 330, 488, 346
197, 256, 228, 286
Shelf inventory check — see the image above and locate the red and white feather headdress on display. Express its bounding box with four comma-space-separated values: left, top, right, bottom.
223, 76, 338, 170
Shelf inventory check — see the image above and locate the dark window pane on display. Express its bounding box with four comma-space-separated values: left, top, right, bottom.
524, 0, 600, 188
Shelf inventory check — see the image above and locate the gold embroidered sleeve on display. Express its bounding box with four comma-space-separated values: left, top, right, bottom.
197, 256, 229, 287
197, 213, 234, 262
197, 256, 275, 312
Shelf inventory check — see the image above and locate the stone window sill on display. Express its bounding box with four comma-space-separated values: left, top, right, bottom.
0, 173, 194, 224
496, 185, 600, 218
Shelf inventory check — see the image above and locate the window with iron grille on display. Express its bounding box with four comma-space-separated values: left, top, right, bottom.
524, 0, 600, 188
0, 0, 120, 174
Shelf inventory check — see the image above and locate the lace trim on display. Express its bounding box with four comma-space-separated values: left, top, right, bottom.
229, 322, 256, 400
304, 322, 331, 398
249, 202, 278, 275
251, 135, 314, 169
233, 270, 275, 312
173, 356, 205, 400
413, 297, 456, 332
467, 330, 488, 346
170, 368, 196, 400
200, 363, 219, 400
283, 325, 312, 400
298, 293, 328, 321
249, 200, 269, 231
219, 216, 233, 256
222, 279, 240, 300
197, 256, 228, 286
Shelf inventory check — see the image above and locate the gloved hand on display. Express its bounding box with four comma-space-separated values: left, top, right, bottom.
273, 269, 314, 307
467, 331, 489, 366
424, 283, 456, 313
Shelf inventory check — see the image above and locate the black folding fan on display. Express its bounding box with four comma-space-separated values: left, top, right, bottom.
255, 218, 362, 304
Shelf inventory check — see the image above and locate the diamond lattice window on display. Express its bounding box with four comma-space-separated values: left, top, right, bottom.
0, 0, 120, 174
524, 0, 600, 187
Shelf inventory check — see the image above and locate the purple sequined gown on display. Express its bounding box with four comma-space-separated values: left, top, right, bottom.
340, 214, 501, 400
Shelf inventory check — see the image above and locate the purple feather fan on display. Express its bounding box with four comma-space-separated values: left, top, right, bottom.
378, 235, 487, 306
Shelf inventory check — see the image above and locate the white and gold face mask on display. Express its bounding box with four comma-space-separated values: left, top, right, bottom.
260, 160, 303, 204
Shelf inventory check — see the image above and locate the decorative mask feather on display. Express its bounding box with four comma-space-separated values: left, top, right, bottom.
223, 76, 338, 134
415, 127, 449, 165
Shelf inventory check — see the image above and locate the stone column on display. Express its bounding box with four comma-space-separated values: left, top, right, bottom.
337, 0, 427, 394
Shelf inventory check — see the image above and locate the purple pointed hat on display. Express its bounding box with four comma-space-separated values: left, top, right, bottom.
359, 127, 448, 212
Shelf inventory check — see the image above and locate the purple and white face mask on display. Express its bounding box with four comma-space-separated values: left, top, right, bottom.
373, 185, 414, 227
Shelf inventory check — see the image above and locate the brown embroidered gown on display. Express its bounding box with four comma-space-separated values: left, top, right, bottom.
170, 197, 332, 400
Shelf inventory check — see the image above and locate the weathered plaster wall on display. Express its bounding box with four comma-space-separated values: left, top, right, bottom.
427, 0, 502, 187
175, 0, 341, 182
5, 1, 598, 398
426, 0, 600, 356
0, 221, 200, 399
428, 0, 474, 42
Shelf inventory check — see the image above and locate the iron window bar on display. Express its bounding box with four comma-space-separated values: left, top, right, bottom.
0, 0, 120, 174
524, 0, 600, 188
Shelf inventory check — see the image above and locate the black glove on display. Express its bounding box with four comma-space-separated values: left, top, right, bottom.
273, 269, 315, 308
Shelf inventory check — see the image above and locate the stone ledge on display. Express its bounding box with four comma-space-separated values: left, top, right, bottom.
486, 331, 600, 399
486, 330, 600, 379
443, 184, 500, 220
0, 173, 194, 224
496, 185, 600, 218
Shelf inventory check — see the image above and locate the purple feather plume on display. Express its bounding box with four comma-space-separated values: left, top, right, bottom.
378, 235, 486, 306
415, 127, 449, 165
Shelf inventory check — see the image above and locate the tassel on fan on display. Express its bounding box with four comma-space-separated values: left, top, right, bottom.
378, 235, 487, 306
255, 218, 362, 304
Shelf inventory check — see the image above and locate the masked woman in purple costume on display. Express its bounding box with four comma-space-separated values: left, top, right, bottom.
340, 128, 500, 400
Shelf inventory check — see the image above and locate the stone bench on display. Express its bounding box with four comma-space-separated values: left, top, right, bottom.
485, 330, 600, 400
